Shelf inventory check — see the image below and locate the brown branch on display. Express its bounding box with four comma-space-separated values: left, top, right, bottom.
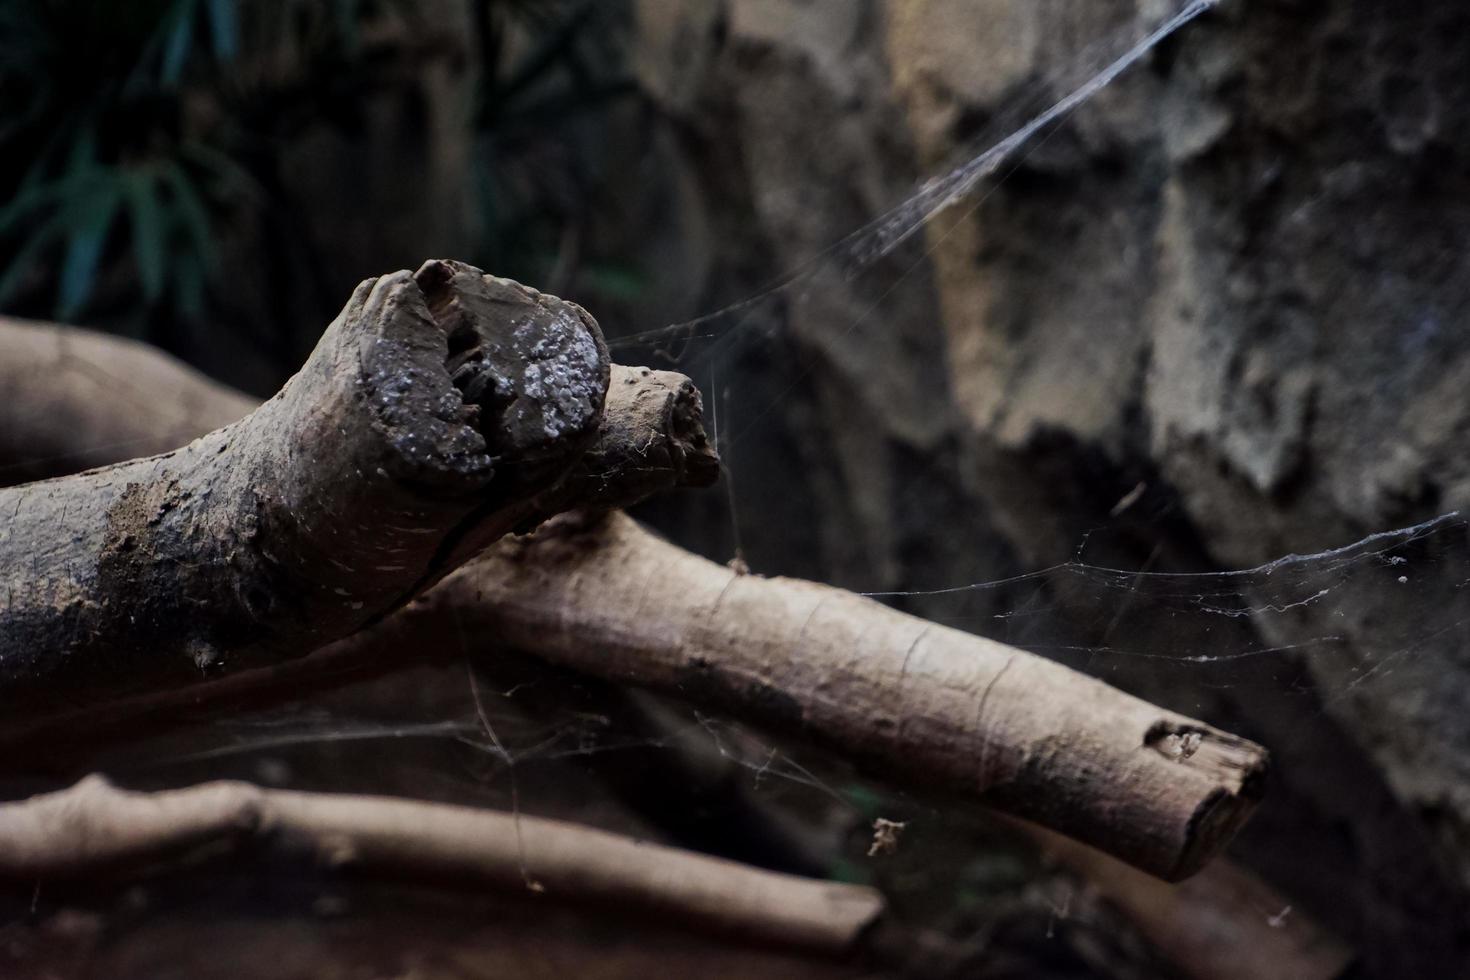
0, 316, 1266, 881
0, 262, 713, 715
0, 776, 884, 955
404, 512, 1268, 882
0, 316, 258, 487
1022, 821, 1354, 980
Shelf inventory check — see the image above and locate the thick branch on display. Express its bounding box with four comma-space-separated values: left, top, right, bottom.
1, 259, 612, 705
0, 318, 1265, 880
0, 776, 883, 955
0, 264, 714, 714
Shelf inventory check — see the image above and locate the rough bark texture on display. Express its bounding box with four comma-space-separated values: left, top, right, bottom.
0, 776, 884, 955
0, 318, 717, 511
0, 317, 1263, 881
0, 328, 719, 750
0, 260, 613, 711
534, 363, 721, 514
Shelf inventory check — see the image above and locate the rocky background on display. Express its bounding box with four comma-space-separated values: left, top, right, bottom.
623, 1, 1470, 972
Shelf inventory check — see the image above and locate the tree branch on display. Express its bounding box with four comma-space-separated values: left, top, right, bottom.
0, 261, 713, 713
407, 511, 1267, 882
0, 315, 1266, 881
1022, 821, 1354, 980
0, 775, 883, 955
0, 316, 258, 487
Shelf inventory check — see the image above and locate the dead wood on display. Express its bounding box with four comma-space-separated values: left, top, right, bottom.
410, 511, 1268, 882
1022, 820, 1354, 980
0, 262, 713, 714
0, 316, 258, 487
0, 775, 883, 955
0, 315, 1266, 881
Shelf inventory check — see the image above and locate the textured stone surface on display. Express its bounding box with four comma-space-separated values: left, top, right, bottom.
626, 0, 1470, 970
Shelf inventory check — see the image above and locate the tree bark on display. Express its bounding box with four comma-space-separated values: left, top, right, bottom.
0, 775, 883, 955
412, 511, 1267, 882
0, 261, 715, 713
0, 316, 259, 487
0, 315, 1266, 881
1020, 820, 1353, 980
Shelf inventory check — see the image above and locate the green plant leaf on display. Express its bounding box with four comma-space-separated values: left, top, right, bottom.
494, 2, 597, 106
204, 0, 239, 61
173, 251, 206, 320
0, 210, 66, 309
161, 0, 198, 85
333, 0, 362, 54
161, 161, 216, 269
828, 857, 874, 886
579, 260, 647, 302
0, 180, 60, 237
63, 125, 99, 180
180, 140, 267, 204
57, 183, 122, 320
124, 170, 167, 302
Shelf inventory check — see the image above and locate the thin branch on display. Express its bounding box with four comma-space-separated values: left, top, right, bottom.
0, 775, 884, 956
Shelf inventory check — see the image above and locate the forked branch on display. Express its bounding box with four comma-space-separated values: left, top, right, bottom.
0, 262, 713, 713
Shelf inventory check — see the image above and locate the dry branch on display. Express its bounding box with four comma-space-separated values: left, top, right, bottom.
0, 316, 1267, 881
1022, 821, 1354, 980
0, 775, 883, 955
0, 316, 257, 486
0, 261, 712, 713
411, 512, 1267, 882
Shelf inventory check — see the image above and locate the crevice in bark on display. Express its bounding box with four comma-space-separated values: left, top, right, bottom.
0, 262, 619, 712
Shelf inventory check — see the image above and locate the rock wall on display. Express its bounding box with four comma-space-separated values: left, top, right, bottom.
628, 0, 1470, 971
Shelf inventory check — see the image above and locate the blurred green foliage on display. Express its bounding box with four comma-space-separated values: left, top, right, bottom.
0, 0, 250, 323
0, 0, 634, 358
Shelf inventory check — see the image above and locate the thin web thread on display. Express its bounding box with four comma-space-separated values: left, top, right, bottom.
611, 0, 1220, 352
